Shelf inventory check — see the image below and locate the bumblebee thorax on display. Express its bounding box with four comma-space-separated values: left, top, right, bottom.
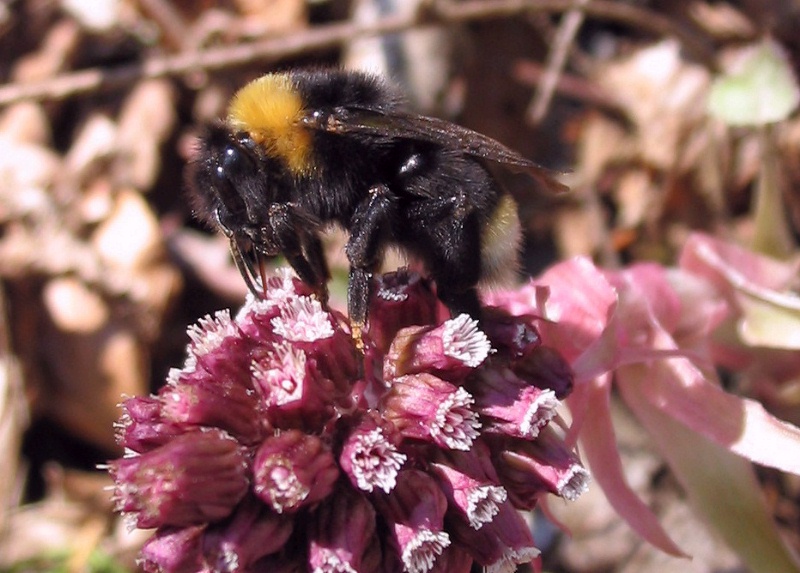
227, 74, 313, 175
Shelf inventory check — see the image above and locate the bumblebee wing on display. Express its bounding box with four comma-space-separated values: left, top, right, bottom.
299, 107, 569, 193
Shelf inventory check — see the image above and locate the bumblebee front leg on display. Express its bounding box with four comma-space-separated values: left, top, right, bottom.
345, 185, 398, 347
267, 203, 330, 301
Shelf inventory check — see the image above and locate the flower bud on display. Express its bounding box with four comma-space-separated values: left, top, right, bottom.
139, 525, 205, 573
449, 500, 540, 573
494, 428, 590, 507
116, 395, 184, 453
202, 497, 294, 571
430, 444, 507, 529
253, 430, 339, 513
110, 428, 248, 529
376, 470, 451, 573
384, 315, 491, 381
308, 488, 382, 573
382, 373, 480, 451
161, 367, 264, 446
480, 308, 541, 358
186, 310, 239, 363
366, 269, 439, 353
468, 368, 558, 440
512, 345, 574, 399
250, 342, 333, 430
270, 296, 359, 390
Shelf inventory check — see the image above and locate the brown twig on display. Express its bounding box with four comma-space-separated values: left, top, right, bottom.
513, 59, 622, 114
526, 0, 589, 124
135, 0, 191, 52
0, 0, 712, 107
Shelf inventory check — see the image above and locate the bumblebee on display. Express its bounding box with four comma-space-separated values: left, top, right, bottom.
187, 69, 566, 341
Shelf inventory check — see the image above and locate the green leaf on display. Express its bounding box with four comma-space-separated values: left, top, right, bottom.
708, 39, 799, 126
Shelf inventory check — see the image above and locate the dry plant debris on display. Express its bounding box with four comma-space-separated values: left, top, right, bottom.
0, 0, 799, 571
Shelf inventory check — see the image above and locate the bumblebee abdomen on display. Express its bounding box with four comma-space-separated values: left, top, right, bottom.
479, 194, 521, 286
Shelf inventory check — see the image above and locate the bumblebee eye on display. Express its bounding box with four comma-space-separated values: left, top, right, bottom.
209, 144, 252, 220
220, 145, 245, 174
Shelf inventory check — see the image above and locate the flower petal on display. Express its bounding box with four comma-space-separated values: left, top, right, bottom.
620, 371, 800, 572
573, 378, 686, 556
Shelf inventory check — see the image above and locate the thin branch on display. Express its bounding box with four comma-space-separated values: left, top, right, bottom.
513, 59, 622, 114
0, 0, 712, 107
526, 0, 589, 124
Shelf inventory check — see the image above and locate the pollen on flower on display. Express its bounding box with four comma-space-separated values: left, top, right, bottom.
442, 314, 492, 367
432, 387, 481, 451
467, 485, 507, 529
187, 309, 237, 357
251, 342, 306, 406
345, 427, 406, 493
520, 388, 559, 438
254, 456, 308, 513
559, 465, 591, 501
402, 528, 451, 573
271, 296, 335, 342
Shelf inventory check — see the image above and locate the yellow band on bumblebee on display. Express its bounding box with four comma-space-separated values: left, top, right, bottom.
227, 74, 314, 175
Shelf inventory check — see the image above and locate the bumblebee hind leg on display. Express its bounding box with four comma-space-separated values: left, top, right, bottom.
408, 190, 484, 321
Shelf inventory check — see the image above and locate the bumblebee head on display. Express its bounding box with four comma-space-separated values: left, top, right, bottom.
188, 125, 249, 224
187, 124, 281, 296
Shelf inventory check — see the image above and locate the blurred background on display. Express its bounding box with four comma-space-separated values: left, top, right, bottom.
1, 0, 800, 571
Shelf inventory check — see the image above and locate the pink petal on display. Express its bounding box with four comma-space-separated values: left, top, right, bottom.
620, 370, 800, 572
680, 232, 800, 293
572, 378, 686, 556
679, 233, 800, 349
631, 336, 800, 475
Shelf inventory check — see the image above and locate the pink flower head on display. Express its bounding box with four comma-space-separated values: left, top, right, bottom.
382, 373, 481, 451
252, 430, 339, 513
110, 428, 248, 529
111, 268, 584, 572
